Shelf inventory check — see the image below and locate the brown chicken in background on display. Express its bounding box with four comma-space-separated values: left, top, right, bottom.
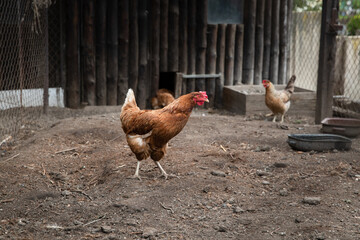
262, 75, 296, 123
151, 89, 175, 109
120, 88, 209, 180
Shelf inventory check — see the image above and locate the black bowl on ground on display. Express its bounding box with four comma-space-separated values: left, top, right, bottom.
321, 117, 360, 138
287, 134, 352, 152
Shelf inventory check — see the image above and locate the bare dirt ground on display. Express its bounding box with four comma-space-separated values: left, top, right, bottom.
0, 106, 359, 240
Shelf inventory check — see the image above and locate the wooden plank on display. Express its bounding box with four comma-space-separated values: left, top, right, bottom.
106, 0, 118, 105
182, 74, 221, 79
118, 0, 129, 104
242, 0, 257, 84
224, 24, 236, 86
195, 0, 207, 91
286, 0, 294, 80
262, 0, 272, 80
128, 0, 139, 94
168, 0, 179, 72
160, 0, 169, 72
206, 24, 218, 108
270, 0, 280, 84
233, 24, 244, 85
137, 0, 148, 108
186, 0, 196, 92
254, 0, 265, 85
179, 0, 188, 94
82, 0, 96, 106
95, 0, 107, 105
66, 0, 80, 108
278, 0, 288, 84
150, 0, 161, 97
215, 24, 226, 108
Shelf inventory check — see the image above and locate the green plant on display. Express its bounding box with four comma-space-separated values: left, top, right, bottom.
347, 15, 360, 35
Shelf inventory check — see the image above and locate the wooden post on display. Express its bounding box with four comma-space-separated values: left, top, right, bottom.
242, 0, 257, 84
195, 0, 207, 91
286, 0, 294, 80
168, 0, 179, 72
160, 0, 168, 72
262, 0, 272, 80
137, 0, 148, 109
82, 0, 96, 106
233, 24, 244, 85
224, 24, 236, 86
186, 0, 196, 93
118, 0, 129, 104
43, 9, 49, 114
270, 0, 280, 84
150, 0, 160, 97
215, 24, 226, 108
106, 0, 118, 105
66, 0, 80, 108
179, 0, 188, 94
278, 0, 288, 84
129, 0, 139, 94
206, 24, 218, 108
254, 0, 265, 85
315, 0, 340, 123
95, 0, 107, 105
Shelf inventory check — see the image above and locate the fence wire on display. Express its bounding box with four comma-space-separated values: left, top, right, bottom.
0, 0, 48, 140
291, 9, 360, 119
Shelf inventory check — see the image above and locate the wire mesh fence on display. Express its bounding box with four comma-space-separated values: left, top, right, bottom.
291, 7, 360, 119
0, 0, 48, 139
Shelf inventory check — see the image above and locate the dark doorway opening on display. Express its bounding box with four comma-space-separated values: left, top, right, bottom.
159, 72, 177, 93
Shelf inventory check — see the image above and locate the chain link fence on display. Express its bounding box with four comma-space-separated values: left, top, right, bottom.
291, 7, 360, 119
0, 0, 49, 140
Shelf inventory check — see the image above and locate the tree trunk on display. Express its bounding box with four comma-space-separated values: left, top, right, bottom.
168, 0, 179, 72
254, 0, 265, 85
215, 24, 226, 108
242, 0, 257, 84
233, 24, 244, 85
206, 24, 218, 108
107, 0, 118, 105
179, 0, 188, 94
150, 0, 160, 97
278, 0, 288, 84
82, 0, 96, 105
270, 0, 280, 84
160, 0, 168, 72
66, 0, 80, 108
129, 0, 139, 95
195, 0, 207, 91
137, 0, 148, 109
95, 0, 107, 105
186, 0, 196, 93
224, 24, 236, 86
262, 0, 272, 80
118, 0, 129, 104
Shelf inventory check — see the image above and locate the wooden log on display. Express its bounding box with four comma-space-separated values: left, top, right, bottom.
254, 0, 265, 85
195, 0, 207, 91
215, 24, 226, 108
224, 24, 236, 86
186, 0, 196, 93
233, 24, 244, 85
150, 0, 160, 97
179, 0, 188, 94
315, 0, 340, 123
137, 0, 148, 109
270, 0, 280, 84
160, 0, 168, 72
118, 0, 129, 104
168, 0, 179, 72
242, 0, 257, 84
95, 0, 107, 105
128, 0, 139, 94
278, 0, 288, 84
82, 0, 96, 106
206, 24, 218, 108
262, 0, 272, 80
286, 0, 294, 80
106, 0, 118, 105
66, 0, 80, 108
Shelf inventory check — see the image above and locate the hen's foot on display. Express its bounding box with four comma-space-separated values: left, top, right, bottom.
127, 174, 143, 181
158, 173, 179, 180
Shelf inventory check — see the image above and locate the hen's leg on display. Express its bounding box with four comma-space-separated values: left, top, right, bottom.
128, 161, 142, 180
280, 114, 285, 123
155, 161, 178, 180
272, 115, 277, 122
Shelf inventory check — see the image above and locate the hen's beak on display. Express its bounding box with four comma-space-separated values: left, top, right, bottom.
205, 98, 209, 102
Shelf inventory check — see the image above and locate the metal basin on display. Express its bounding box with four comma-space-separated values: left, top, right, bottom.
321, 117, 360, 138
287, 134, 352, 152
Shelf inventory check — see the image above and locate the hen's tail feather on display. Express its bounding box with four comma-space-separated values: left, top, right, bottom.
122, 89, 137, 111
285, 75, 296, 94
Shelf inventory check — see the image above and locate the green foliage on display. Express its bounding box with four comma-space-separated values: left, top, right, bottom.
347, 15, 360, 35
294, 0, 322, 12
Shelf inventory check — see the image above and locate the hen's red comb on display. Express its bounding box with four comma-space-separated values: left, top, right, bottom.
199, 91, 208, 98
